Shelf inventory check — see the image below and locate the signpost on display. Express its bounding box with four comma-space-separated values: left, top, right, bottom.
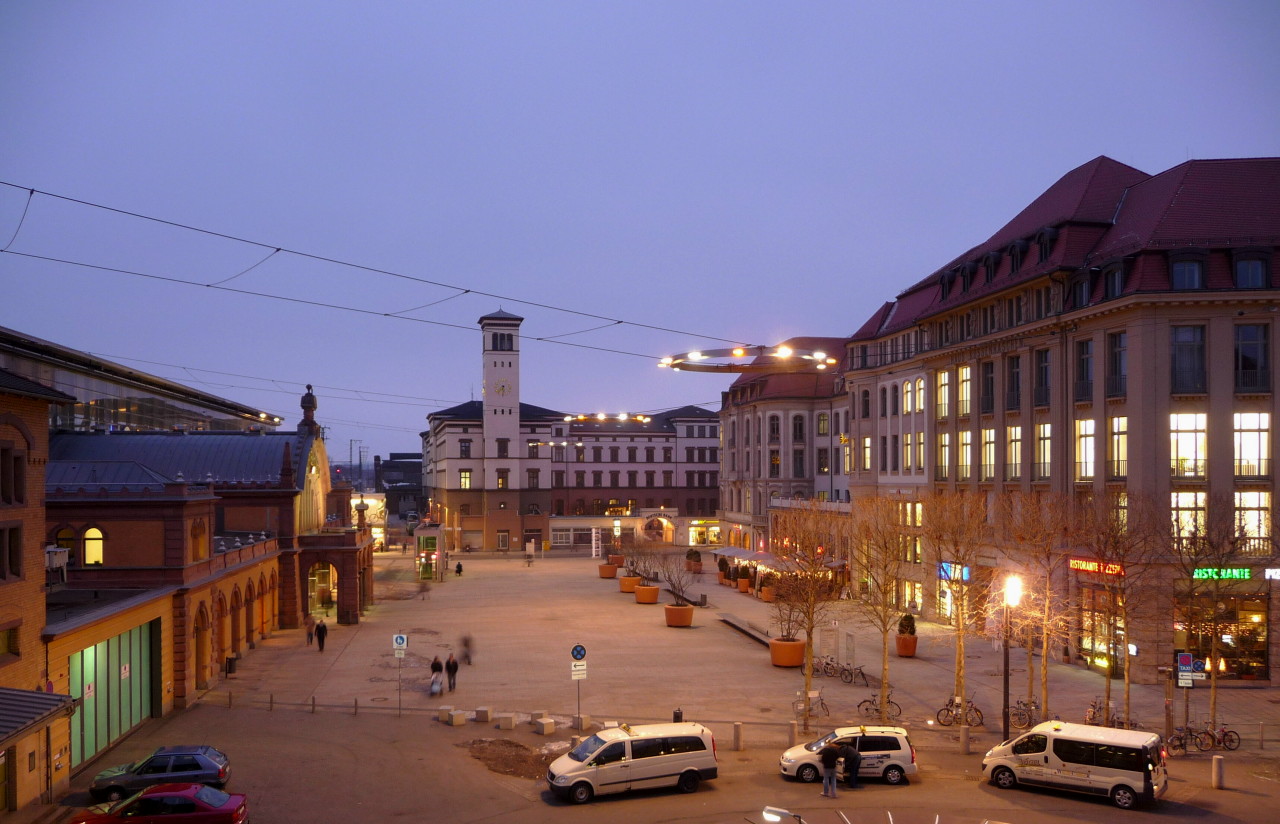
571, 644, 587, 722
394, 634, 408, 716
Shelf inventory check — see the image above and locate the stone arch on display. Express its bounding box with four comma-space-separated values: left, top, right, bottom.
214, 591, 230, 677
193, 603, 212, 690
229, 586, 244, 657
243, 579, 257, 648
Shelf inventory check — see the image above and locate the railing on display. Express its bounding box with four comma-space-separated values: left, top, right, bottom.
1171, 458, 1207, 479
1033, 384, 1050, 407
958, 465, 972, 482
980, 464, 995, 481
1108, 459, 1128, 479
1005, 463, 1022, 481
1075, 462, 1095, 482
1239, 536, 1274, 557
935, 402, 950, 419
957, 399, 971, 417
1033, 462, 1051, 481
935, 466, 950, 481
1074, 379, 1093, 402
1235, 459, 1272, 478
1105, 374, 1127, 398
980, 395, 994, 415
1235, 369, 1271, 393
1005, 390, 1021, 411
1172, 369, 1207, 394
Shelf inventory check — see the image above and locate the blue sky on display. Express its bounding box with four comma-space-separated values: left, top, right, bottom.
2, 1, 1277, 458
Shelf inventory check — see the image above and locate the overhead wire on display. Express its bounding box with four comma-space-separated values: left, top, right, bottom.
1, 187, 33, 251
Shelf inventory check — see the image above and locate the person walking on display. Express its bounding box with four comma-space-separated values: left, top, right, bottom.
445, 654, 459, 692
314, 619, 328, 652
838, 741, 861, 788
304, 614, 315, 646
430, 655, 444, 682
455, 561, 463, 577
819, 742, 841, 798
460, 634, 473, 665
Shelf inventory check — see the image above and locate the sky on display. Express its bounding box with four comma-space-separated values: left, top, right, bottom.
2, 1, 1278, 461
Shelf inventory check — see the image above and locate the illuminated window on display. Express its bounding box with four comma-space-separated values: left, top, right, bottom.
1235, 491, 1271, 556
1234, 413, 1270, 477
1170, 413, 1207, 478
1235, 325, 1270, 392
915, 430, 924, 470
84, 527, 104, 565
936, 433, 950, 480
903, 381, 914, 413
1109, 416, 1128, 478
860, 438, 871, 472
817, 413, 829, 435
903, 433, 913, 470
1171, 491, 1207, 550
916, 378, 925, 410
958, 431, 972, 481
936, 372, 950, 419
1005, 426, 1022, 480
980, 428, 995, 481
958, 366, 972, 416
1076, 419, 1096, 481
458, 470, 472, 489
496, 469, 509, 489
1035, 423, 1051, 479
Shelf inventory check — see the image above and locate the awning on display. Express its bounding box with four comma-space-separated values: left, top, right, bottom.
0, 687, 77, 750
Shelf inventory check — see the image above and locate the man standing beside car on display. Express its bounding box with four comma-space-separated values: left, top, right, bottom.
819, 742, 841, 798
838, 741, 861, 788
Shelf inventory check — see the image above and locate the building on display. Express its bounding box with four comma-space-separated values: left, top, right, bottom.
725, 156, 1280, 686
424, 311, 721, 553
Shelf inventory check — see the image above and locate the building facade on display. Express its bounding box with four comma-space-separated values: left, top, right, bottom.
424, 311, 721, 553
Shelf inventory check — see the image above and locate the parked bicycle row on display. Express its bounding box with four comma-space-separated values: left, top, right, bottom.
808, 655, 870, 686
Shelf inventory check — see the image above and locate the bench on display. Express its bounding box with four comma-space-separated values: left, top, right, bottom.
718, 613, 771, 646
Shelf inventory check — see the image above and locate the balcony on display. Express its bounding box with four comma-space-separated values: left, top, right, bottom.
1171, 369, 1207, 394
1033, 384, 1050, 407
1235, 459, 1272, 479
1073, 379, 1093, 402
1005, 390, 1021, 411
1005, 463, 1022, 481
1075, 462, 1095, 483
1105, 374, 1127, 398
1107, 459, 1128, 480
1239, 536, 1274, 557
1235, 369, 1272, 393
1171, 458, 1207, 479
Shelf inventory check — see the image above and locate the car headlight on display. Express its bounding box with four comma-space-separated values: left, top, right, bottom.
553, 774, 569, 785
780, 756, 795, 764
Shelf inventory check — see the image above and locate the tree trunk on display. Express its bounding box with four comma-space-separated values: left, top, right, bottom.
880, 627, 892, 723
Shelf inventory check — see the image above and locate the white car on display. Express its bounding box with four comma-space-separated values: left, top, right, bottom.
779, 725, 917, 785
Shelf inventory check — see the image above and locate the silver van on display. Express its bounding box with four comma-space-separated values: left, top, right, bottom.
983, 720, 1167, 809
546, 722, 718, 804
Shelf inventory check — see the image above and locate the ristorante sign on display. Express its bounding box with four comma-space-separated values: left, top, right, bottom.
1192, 567, 1252, 580
1069, 557, 1124, 576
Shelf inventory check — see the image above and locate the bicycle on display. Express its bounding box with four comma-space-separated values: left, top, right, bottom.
1165, 726, 1193, 756
858, 689, 902, 721
1194, 723, 1240, 751
793, 689, 831, 719
1083, 696, 1119, 727
937, 693, 984, 727
1008, 698, 1041, 730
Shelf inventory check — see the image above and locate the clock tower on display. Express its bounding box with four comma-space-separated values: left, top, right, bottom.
479, 311, 522, 524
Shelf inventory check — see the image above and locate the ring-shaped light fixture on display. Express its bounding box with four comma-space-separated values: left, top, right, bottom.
658, 345, 839, 373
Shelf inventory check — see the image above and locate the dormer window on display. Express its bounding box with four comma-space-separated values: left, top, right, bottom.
1036, 228, 1059, 263
1008, 240, 1028, 274
1071, 275, 1092, 308
1104, 266, 1126, 299
940, 269, 957, 299
1169, 251, 1207, 290
1232, 251, 1270, 288
982, 253, 1000, 284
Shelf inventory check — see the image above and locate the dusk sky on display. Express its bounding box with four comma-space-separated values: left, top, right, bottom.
2, 2, 1278, 461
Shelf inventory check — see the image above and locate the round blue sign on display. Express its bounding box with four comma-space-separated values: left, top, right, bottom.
571, 644, 587, 661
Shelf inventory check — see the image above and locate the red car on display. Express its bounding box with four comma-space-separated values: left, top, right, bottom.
71, 783, 248, 824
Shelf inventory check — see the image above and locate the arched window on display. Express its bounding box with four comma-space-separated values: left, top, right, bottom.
860, 390, 871, 418
903, 380, 914, 413
84, 527, 104, 565
191, 519, 209, 562
916, 378, 925, 407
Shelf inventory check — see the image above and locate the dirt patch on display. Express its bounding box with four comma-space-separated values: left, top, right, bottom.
463, 738, 561, 780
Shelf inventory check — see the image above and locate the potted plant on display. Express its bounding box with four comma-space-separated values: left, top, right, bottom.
737, 565, 751, 593
685, 548, 703, 573
598, 559, 618, 578
759, 571, 777, 602
632, 546, 661, 603
768, 590, 806, 667
717, 556, 729, 584
895, 613, 918, 658
659, 553, 697, 627
618, 549, 642, 592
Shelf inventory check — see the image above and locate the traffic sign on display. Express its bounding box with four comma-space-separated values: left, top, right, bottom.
571, 661, 587, 671
393, 634, 408, 650
1189, 672, 1206, 680
571, 644, 587, 661
1192, 658, 1206, 673
1177, 677, 1193, 688
395, 649, 405, 659
571, 663, 587, 681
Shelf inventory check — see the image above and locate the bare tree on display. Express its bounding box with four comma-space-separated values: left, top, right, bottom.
921, 489, 994, 708
769, 500, 845, 731
998, 491, 1073, 720
849, 495, 913, 722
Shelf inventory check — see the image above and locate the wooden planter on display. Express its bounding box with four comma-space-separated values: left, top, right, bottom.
598, 563, 618, 578
634, 585, 660, 604
759, 586, 775, 602
619, 575, 642, 593
769, 638, 806, 667
664, 603, 694, 627
895, 634, 918, 657
737, 577, 751, 593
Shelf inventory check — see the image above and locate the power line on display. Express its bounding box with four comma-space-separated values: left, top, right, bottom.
0, 180, 755, 349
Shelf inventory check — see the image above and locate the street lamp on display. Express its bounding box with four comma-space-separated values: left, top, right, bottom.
1002, 574, 1023, 741
762, 807, 805, 824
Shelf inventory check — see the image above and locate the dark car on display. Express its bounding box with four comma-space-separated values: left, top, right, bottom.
71, 783, 247, 824
90, 745, 230, 801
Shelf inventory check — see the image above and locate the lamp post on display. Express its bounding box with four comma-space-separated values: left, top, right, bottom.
1002, 574, 1023, 741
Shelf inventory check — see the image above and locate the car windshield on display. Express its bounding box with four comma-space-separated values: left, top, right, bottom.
567, 734, 608, 762
805, 732, 838, 753
107, 788, 146, 813
195, 785, 231, 806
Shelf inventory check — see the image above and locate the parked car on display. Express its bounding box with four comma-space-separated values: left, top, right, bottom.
71, 783, 247, 824
779, 725, 917, 785
546, 721, 718, 804
90, 745, 230, 801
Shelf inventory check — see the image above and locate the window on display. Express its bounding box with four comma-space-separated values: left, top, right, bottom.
891, 385, 900, 416
1235, 325, 1270, 392
1171, 491, 1207, 550
793, 449, 805, 477
792, 415, 805, 442
644, 447, 654, 462
1071, 276, 1091, 308
527, 441, 539, 459
891, 435, 899, 471
552, 470, 565, 488
591, 471, 603, 487
592, 447, 603, 462
1106, 332, 1127, 397
1035, 423, 1052, 479
1170, 413, 1207, 478
1075, 419, 1096, 481
769, 450, 780, 478
903, 433, 913, 470
458, 439, 472, 459
0, 444, 24, 505
576, 445, 586, 462
916, 378, 925, 410
1034, 349, 1051, 406
936, 372, 951, 418
860, 390, 871, 418
980, 428, 995, 481
1013, 734, 1047, 755
1053, 738, 1095, 766
903, 381, 914, 413
490, 332, 514, 350
575, 471, 586, 488
880, 387, 887, 417
496, 469, 509, 489
958, 431, 972, 481
628, 447, 637, 462
816, 448, 829, 474
915, 430, 924, 470
1234, 413, 1270, 477
861, 437, 871, 472
1006, 426, 1022, 480
527, 469, 539, 488
496, 439, 509, 459
0, 525, 21, 579
84, 527, 104, 565
1104, 267, 1126, 299
936, 433, 951, 480
1172, 326, 1207, 393
1171, 259, 1204, 289
817, 413, 829, 435
1109, 416, 1128, 478
1005, 356, 1021, 410
1235, 257, 1269, 288
879, 437, 888, 472
768, 416, 781, 442
1095, 745, 1144, 772
958, 366, 971, 416
1074, 340, 1094, 401
458, 469, 472, 489
1235, 491, 1272, 556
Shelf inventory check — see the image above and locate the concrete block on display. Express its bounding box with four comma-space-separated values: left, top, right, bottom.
447, 710, 467, 727
437, 705, 454, 722
495, 714, 516, 730
534, 717, 556, 735
529, 710, 547, 724
573, 714, 591, 731
474, 707, 494, 722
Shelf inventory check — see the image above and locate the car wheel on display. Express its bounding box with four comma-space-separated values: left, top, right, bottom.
677, 771, 700, 793
569, 782, 593, 804
991, 767, 1017, 790
883, 765, 906, 785
104, 787, 128, 802
796, 763, 820, 783
1111, 785, 1137, 809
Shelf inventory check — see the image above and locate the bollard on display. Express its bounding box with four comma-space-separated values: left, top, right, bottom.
311, 696, 316, 714
227, 692, 233, 709
789, 720, 798, 748
353, 698, 358, 716
1211, 754, 1224, 789
733, 721, 744, 751
959, 725, 971, 755
1261, 722, 1266, 751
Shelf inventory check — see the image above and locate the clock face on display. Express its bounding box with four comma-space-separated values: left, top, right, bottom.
494, 379, 511, 396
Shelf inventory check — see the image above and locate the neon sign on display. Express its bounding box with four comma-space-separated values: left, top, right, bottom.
1069, 558, 1124, 576
937, 562, 971, 582
1193, 568, 1251, 580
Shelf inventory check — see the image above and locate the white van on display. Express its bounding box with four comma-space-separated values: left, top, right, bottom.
982, 720, 1167, 809
546, 722, 718, 804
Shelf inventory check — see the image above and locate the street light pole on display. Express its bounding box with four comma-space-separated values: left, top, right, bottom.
1002, 574, 1023, 741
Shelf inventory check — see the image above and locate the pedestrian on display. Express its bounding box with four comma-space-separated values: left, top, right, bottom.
838, 741, 861, 788
431, 655, 443, 682
304, 614, 315, 646
455, 561, 463, 577
819, 742, 840, 798
460, 634, 473, 665
314, 619, 328, 652
445, 653, 459, 692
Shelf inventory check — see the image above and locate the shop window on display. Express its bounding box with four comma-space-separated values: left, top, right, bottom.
1174, 594, 1268, 680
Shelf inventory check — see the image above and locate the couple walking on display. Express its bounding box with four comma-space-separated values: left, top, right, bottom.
430, 654, 460, 693
303, 614, 329, 652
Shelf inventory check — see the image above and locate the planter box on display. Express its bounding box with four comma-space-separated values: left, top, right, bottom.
769, 638, 806, 667
598, 563, 618, 579
664, 603, 695, 627
895, 634, 918, 657
737, 577, 750, 593
634, 585, 660, 604
608, 554, 625, 566
759, 586, 775, 602
619, 575, 641, 593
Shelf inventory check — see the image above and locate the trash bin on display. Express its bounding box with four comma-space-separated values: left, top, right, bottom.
673, 708, 683, 723
225, 657, 236, 675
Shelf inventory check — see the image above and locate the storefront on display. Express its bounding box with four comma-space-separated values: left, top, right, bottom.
1173, 567, 1269, 681
1069, 557, 1128, 676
